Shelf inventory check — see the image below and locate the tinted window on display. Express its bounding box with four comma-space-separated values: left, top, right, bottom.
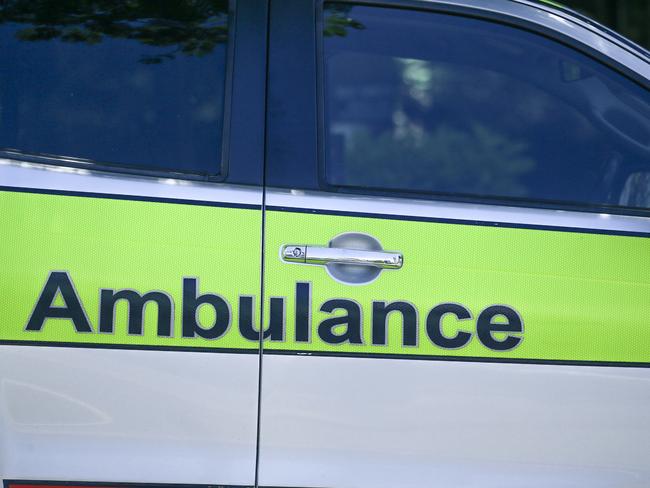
323, 4, 650, 211
0, 1, 229, 176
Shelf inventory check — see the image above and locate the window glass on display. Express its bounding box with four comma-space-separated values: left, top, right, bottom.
323, 4, 650, 210
0, 1, 229, 175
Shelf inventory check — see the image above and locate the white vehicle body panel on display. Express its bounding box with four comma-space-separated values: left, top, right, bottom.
259, 356, 650, 487
0, 0, 648, 486
0, 347, 259, 484
257, 2, 650, 487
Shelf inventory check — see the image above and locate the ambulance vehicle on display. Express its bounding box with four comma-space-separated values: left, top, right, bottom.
0, 0, 649, 487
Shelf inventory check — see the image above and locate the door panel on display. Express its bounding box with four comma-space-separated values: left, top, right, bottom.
0, 188, 261, 353
0, 0, 267, 482
262, 204, 649, 364
259, 357, 650, 488
0, 347, 258, 483
258, 193, 650, 487
0, 176, 262, 483
259, 1, 650, 485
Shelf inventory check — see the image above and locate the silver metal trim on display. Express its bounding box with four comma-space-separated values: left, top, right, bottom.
266, 188, 650, 234
0, 158, 262, 206
3, 159, 648, 235
281, 245, 307, 263
282, 245, 403, 269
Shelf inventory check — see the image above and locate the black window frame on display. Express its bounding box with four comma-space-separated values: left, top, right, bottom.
315, 0, 650, 217
0, 0, 239, 184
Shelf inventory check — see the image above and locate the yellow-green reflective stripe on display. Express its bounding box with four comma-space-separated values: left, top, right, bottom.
0, 190, 261, 351
262, 210, 650, 365
2, 190, 650, 366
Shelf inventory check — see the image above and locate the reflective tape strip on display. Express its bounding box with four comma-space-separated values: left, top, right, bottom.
0, 189, 261, 353
260, 207, 650, 366
2, 189, 649, 367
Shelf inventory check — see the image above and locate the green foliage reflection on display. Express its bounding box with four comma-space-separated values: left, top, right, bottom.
324, 5, 364, 37
0, 0, 228, 63
344, 125, 535, 197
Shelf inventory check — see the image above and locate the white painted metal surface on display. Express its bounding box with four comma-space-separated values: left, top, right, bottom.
0, 158, 262, 207
0, 1, 648, 486
0, 347, 258, 484
0, 160, 262, 483
259, 4, 650, 486
258, 355, 650, 488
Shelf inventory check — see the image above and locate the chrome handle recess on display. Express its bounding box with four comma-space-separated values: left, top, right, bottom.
282, 245, 403, 269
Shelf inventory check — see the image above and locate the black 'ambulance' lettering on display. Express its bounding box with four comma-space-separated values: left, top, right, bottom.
372, 301, 417, 346
25, 271, 93, 333
182, 278, 230, 340
25, 273, 525, 353
295, 282, 312, 342
477, 305, 524, 351
319, 299, 363, 344
99, 289, 173, 336
239, 295, 285, 341
426, 303, 473, 349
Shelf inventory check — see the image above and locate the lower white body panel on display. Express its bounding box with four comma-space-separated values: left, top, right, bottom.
258, 355, 650, 488
0, 346, 259, 485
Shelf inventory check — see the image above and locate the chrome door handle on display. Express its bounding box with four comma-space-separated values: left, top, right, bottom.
282, 245, 403, 269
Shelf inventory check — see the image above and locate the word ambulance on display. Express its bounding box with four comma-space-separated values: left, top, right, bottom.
26, 271, 524, 351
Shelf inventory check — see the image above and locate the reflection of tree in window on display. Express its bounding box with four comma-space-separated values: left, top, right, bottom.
0, 0, 228, 64
328, 54, 537, 197
323, 4, 364, 38
0, 1, 229, 173
324, 5, 650, 209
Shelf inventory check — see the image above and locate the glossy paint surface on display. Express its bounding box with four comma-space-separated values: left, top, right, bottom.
0, 347, 259, 484
1, 0, 648, 485
259, 1, 650, 484
259, 355, 650, 487
0, 153, 262, 485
